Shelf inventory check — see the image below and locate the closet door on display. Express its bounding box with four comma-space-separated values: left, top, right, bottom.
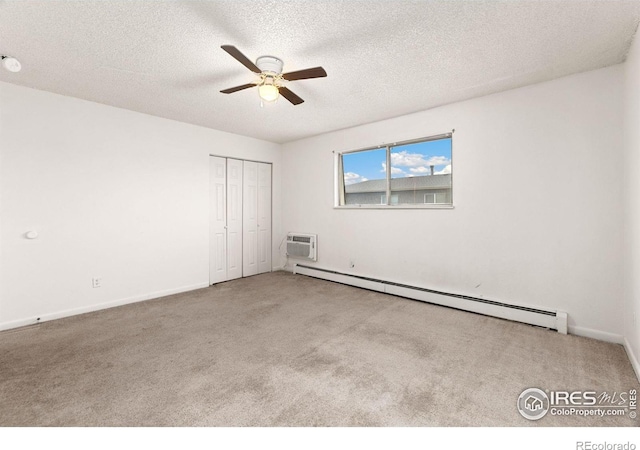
242, 161, 259, 277
209, 156, 227, 284
257, 163, 272, 274
226, 159, 243, 280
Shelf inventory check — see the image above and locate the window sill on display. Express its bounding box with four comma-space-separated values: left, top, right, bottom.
333, 204, 455, 210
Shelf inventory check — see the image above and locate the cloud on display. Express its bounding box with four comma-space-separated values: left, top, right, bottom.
390, 151, 450, 168
381, 163, 406, 176
388, 151, 452, 176
409, 166, 431, 174
435, 164, 452, 175
425, 156, 451, 166
408, 164, 452, 175
343, 172, 369, 185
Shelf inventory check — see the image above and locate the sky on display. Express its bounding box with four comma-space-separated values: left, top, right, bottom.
342, 138, 452, 185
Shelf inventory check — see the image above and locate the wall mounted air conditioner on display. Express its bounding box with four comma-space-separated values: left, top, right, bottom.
286, 233, 317, 261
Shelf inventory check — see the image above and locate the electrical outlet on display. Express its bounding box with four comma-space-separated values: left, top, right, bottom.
92, 277, 102, 288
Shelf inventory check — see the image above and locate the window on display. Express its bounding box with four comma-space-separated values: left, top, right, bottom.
336, 133, 453, 208
381, 194, 399, 205
424, 193, 447, 204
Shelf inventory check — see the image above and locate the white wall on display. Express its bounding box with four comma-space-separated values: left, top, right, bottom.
282, 65, 624, 341
0, 82, 282, 330
623, 33, 640, 378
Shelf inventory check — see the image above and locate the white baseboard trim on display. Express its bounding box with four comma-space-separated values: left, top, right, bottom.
0, 282, 209, 332
568, 325, 625, 344
623, 337, 640, 383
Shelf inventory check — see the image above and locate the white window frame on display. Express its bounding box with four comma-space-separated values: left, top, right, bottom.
334, 132, 454, 209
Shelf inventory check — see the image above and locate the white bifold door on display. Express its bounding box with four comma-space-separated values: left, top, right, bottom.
257, 162, 272, 274
242, 161, 272, 277
209, 156, 228, 284
209, 156, 271, 285
226, 158, 244, 280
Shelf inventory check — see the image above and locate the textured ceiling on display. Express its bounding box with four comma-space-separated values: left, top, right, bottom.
0, 1, 639, 143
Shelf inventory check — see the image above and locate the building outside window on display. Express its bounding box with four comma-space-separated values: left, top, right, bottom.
337, 133, 453, 208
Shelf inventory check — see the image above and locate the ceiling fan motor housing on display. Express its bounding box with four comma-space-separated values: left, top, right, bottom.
256, 56, 283, 75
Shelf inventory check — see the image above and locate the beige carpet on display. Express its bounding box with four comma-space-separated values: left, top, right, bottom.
0, 271, 638, 426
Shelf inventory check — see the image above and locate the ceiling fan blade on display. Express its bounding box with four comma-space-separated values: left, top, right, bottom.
279, 87, 304, 105
221, 45, 261, 74
220, 83, 256, 94
281, 66, 327, 81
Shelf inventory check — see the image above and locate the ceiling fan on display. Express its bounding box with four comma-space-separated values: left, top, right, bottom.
219, 45, 327, 106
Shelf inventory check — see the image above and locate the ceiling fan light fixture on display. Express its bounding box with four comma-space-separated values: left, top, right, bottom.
258, 78, 279, 103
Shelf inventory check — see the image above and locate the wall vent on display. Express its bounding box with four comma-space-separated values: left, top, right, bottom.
286, 233, 317, 261
293, 264, 568, 333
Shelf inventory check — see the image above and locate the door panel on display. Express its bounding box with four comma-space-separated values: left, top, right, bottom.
243, 161, 258, 277
226, 159, 243, 280
209, 156, 227, 284
214, 232, 225, 273
257, 163, 272, 274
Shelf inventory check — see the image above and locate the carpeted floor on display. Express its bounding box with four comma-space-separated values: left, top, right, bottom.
0, 271, 638, 426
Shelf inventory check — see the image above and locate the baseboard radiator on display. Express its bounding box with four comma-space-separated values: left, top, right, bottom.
293, 264, 568, 334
